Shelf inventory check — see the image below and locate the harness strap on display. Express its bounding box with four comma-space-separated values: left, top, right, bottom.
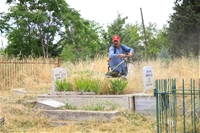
108, 44, 128, 72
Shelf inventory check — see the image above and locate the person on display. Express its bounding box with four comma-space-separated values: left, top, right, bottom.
108, 35, 134, 78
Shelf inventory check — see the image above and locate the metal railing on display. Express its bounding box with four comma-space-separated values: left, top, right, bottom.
154, 79, 200, 133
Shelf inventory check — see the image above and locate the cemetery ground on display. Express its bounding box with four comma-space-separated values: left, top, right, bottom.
0, 55, 199, 132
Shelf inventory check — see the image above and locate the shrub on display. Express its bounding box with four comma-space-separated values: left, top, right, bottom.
74, 77, 101, 94
55, 79, 72, 91
109, 79, 128, 95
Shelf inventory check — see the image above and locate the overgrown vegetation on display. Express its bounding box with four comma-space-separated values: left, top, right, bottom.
0, 55, 199, 132
55, 79, 72, 91
0, 0, 200, 132
74, 77, 101, 94
108, 79, 128, 95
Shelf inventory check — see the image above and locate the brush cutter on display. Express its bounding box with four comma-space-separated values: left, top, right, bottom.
105, 55, 129, 78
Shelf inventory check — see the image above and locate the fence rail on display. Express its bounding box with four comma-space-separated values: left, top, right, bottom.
154, 79, 200, 133
0, 57, 61, 90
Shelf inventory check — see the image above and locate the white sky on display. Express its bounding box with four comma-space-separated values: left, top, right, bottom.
0, 0, 175, 48
66, 0, 175, 29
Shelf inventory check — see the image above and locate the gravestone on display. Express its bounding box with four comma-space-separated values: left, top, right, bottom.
52, 67, 67, 91
128, 64, 134, 76
143, 66, 154, 92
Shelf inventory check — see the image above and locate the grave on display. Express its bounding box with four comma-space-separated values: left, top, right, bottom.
37, 93, 156, 115
37, 66, 156, 125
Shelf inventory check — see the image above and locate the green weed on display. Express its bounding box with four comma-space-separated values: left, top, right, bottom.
55, 79, 72, 91
109, 79, 128, 94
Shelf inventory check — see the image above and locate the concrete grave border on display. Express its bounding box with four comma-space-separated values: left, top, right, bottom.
37, 93, 156, 115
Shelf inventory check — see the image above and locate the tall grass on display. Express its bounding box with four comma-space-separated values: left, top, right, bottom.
0, 55, 199, 92
64, 56, 199, 93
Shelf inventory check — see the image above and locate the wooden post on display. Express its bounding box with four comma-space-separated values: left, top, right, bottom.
0, 117, 4, 126
140, 8, 148, 61
57, 58, 61, 67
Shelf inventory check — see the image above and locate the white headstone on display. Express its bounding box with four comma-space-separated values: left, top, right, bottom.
128, 64, 134, 76
128, 64, 134, 70
52, 67, 67, 91
143, 66, 154, 92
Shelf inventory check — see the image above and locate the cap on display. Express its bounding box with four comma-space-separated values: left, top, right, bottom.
112, 35, 120, 41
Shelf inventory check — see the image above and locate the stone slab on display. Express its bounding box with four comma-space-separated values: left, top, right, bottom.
37, 100, 65, 110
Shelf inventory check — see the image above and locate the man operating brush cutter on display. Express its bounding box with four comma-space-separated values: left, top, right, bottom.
106, 35, 134, 80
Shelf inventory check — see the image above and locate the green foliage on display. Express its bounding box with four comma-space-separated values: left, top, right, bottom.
123, 23, 143, 61
107, 12, 128, 43
74, 77, 100, 94
55, 79, 72, 91
167, 0, 200, 57
74, 77, 89, 92
62, 19, 105, 61
158, 47, 171, 67
1, 0, 104, 58
109, 79, 128, 95
59, 44, 76, 62
1, 0, 174, 60
106, 12, 169, 61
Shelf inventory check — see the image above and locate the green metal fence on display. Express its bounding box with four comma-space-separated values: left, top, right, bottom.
154, 79, 200, 133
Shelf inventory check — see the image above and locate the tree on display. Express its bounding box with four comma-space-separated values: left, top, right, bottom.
107, 12, 128, 44
144, 22, 164, 59
2, 0, 84, 58
2, 0, 105, 59
122, 22, 143, 61
106, 13, 168, 61
167, 0, 200, 57
62, 19, 104, 60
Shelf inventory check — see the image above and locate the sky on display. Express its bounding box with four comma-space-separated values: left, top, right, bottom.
66, 0, 175, 29
0, 0, 175, 48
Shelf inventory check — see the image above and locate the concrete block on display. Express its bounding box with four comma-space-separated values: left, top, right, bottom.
40, 110, 119, 122
48, 91, 95, 95
37, 94, 134, 111
133, 93, 156, 115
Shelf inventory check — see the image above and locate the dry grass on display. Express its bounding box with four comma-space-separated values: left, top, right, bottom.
64, 56, 199, 94
0, 55, 199, 132
0, 90, 156, 132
